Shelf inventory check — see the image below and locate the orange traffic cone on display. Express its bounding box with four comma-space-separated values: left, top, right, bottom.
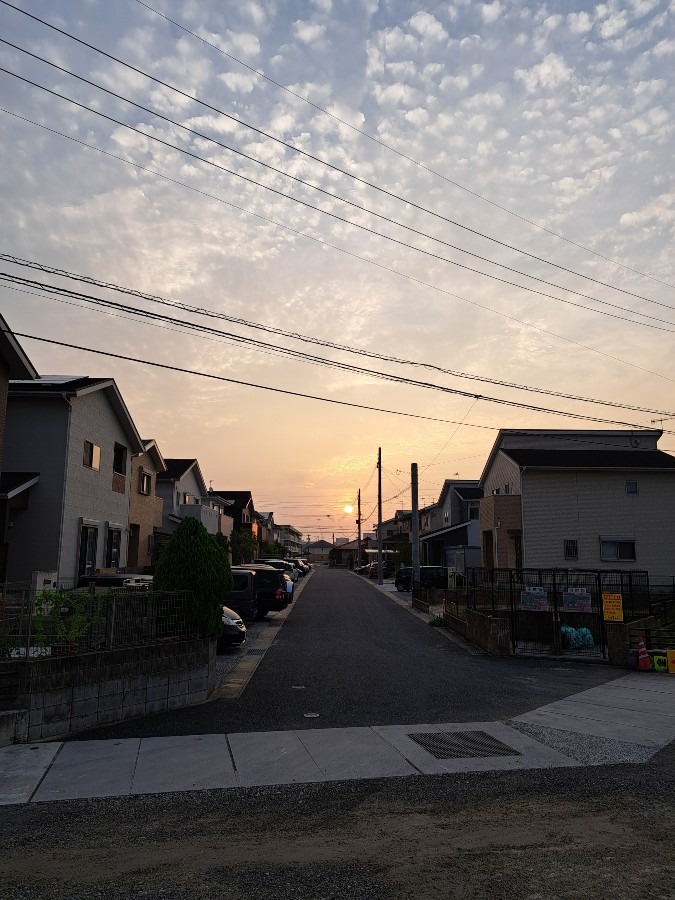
637, 635, 652, 670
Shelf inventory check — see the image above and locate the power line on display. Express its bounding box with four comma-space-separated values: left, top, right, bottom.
6, 273, 675, 427
5, 257, 675, 421
3, 112, 675, 389
128, 0, 675, 291
2, 35, 673, 330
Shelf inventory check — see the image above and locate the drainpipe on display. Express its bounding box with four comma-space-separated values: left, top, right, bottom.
494, 518, 501, 568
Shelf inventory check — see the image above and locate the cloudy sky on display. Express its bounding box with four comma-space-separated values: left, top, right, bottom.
1, 0, 674, 540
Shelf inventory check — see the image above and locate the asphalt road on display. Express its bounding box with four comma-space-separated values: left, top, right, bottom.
71, 567, 622, 741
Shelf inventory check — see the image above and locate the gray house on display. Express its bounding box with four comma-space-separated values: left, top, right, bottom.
419, 480, 482, 573
3, 377, 144, 585
155, 459, 220, 537
479, 428, 675, 583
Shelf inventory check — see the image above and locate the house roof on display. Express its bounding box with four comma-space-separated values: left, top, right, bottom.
454, 486, 483, 500
158, 459, 208, 495
8, 376, 144, 452
141, 439, 167, 473
437, 479, 481, 506
209, 490, 253, 510
419, 521, 470, 543
0, 316, 38, 380
502, 449, 675, 470
0, 472, 39, 500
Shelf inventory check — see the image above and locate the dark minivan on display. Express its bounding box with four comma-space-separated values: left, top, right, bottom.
222, 569, 258, 622
232, 565, 288, 618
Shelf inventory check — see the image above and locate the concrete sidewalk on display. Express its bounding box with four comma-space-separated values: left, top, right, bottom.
2, 673, 674, 804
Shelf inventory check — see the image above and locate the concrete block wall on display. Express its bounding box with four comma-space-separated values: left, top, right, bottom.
12, 639, 216, 742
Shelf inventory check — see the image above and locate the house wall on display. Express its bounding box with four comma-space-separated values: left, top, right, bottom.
129, 449, 164, 569
482, 452, 522, 497
60, 390, 132, 580
521, 469, 675, 581
157, 468, 206, 533
479, 494, 523, 568
3, 396, 70, 582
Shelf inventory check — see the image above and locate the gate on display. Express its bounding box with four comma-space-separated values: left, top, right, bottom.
465, 568, 650, 659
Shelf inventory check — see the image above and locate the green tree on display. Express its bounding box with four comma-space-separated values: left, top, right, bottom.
230, 527, 257, 565
154, 517, 232, 638
259, 539, 285, 558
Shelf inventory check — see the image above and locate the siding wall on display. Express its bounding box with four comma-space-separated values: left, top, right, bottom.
482, 452, 521, 497
61, 390, 132, 579
3, 396, 69, 581
521, 469, 675, 579
129, 450, 164, 569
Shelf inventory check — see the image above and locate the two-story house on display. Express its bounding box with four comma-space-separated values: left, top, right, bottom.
479, 429, 675, 583
275, 524, 302, 556
127, 439, 167, 571
212, 491, 259, 544
4, 376, 145, 585
419, 480, 482, 572
155, 459, 220, 538
0, 315, 39, 582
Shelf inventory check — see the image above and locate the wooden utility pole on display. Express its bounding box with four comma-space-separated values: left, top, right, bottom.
377, 447, 383, 585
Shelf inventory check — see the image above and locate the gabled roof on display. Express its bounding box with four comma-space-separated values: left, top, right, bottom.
437, 479, 481, 506
210, 490, 253, 510
9, 376, 144, 452
158, 459, 208, 495
141, 439, 167, 474
502, 449, 675, 470
0, 315, 38, 379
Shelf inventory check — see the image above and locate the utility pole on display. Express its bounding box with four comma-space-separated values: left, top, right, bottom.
357, 488, 362, 568
377, 447, 383, 585
411, 463, 420, 587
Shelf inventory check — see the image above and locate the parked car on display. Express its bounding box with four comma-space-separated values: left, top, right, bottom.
368, 560, 395, 579
222, 569, 258, 622
282, 572, 294, 601
232, 565, 287, 618
256, 559, 298, 582
123, 576, 154, 590
395, 566, 449, 592
285, 559, 305, 578
218, 604, 246, 652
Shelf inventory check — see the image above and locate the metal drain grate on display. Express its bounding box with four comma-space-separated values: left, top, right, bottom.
246, 648, 266, 656
406, 730, 521, 760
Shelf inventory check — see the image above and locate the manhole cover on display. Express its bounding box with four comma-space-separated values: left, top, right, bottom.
246, 648, 266, 656
406, 730, 521, 760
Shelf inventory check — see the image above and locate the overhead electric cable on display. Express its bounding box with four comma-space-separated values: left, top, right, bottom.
4, 253, 675, 416
11, 269, 675, 423
3, 110, 675, 387
3, 47, 672, 329
6, 330, 675, 434
123, 0, 675, 290
0, 10, 671, 297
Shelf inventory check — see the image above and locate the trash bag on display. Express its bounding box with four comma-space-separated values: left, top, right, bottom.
560, 624, 594, 650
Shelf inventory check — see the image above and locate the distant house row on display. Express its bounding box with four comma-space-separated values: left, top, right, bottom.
0, 316, 302, 588
374, 428, 675, 585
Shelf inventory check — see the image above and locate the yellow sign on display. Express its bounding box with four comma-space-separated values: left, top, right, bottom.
602, 592, 624, 622
667, 650, 675, 674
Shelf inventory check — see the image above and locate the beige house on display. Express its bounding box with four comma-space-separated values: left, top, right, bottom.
479, 429, 675, 583
128, 439, 166, 571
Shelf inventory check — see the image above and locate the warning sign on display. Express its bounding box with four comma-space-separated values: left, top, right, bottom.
602, 592, 624, 622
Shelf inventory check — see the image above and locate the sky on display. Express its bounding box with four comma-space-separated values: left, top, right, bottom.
0, 0, 674, 542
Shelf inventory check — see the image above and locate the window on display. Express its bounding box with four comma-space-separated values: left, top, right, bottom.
600, 539, 636, 561
113, 444, 127, 476
469, 505, 479, 520
139, 471, 152, 495
504, 483, 511, 495
83, 440, 101, 471
625, 481, 639, 495
564, 539, 578, 560
444, 511, 449, 523
78, 525, 98, 576
106, 528, 122, 568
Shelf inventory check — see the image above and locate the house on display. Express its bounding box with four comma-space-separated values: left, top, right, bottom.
4, 376, 144, 585
275, 524, 302, 556
127, 439, 167, 571
376, 510, 412, 549
306, 539, 332, 564
211, 491, 258, 544
478, 428, 675, 583
255, 511, 276, 548
419, 480, 482, 573
155, 459, 220, 536
0, 315, 39, 582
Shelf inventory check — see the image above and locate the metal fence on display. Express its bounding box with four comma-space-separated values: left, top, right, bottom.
0, 584, 197, 660
444, 568, 652, 659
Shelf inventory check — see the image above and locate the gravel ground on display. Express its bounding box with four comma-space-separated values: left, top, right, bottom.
508, 719, 658, 765
1, 743, 674, 899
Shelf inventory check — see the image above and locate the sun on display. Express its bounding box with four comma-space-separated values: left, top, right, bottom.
343, 505, 354, 514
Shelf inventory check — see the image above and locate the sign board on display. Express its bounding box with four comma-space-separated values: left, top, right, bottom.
667, 650, 675, 674
520, 587, 549, 611
562, 589, 593, 613
602, 592, 624, 622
